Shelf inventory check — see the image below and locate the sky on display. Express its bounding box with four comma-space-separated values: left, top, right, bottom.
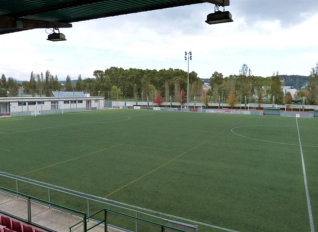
0, 0, 318, 81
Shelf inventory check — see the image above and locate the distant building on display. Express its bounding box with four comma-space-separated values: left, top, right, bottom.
282, 86, 297, 97
200, 78, 210, 83
202, 83, 211, 92
0, 91, 104, 116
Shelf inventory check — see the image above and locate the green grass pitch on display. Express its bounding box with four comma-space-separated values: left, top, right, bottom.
0, 110, 317, 232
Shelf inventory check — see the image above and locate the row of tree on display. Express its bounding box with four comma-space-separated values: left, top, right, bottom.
1, 63, 318, 106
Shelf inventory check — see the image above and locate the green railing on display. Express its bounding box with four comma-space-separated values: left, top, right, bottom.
0, 186, 87, 232
70, 208, 190, 232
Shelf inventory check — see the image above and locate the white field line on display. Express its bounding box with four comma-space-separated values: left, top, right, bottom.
0, 171, 239, 232
4, 113, 154, 135
231, 125, 318, 148
296, 118, 315, 232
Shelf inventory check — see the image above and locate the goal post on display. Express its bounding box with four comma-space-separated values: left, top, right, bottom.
263, 108, 280, 116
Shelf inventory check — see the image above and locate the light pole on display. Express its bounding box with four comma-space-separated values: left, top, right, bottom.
184, 51, 192, 108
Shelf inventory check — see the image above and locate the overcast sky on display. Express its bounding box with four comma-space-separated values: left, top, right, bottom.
1, 0, 318, 81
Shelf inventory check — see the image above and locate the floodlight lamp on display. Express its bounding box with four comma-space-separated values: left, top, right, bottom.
47, 28, 66, 42
205, 11, 233, 25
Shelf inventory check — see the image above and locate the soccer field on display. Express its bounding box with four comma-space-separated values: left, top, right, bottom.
0, 110, 317, 232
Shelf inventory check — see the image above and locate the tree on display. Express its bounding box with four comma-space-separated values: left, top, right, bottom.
202, 92, 209, 108
179, 90, 186, 106
174, 81, 180, 101
7, 77, 19, 96
0, 74, 7, 97
75, 75, 83, 91
29, 71, 37, 96
65, 75, 73, 91
153, 91, 163, 106
209, 72, 223, 98
226, 90, 237, 108
284, 92, 292, 110
270, 72, 284, 104
307, 63, 318, 105
44, 70, 51, 96
164, 80, 170, 103
133, 84, 138, 101
110, 85, 122, 100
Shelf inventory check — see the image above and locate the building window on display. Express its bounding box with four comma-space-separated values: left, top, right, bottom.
71, 100, 76, 103
28, 102, 36, 105
18, 102, 26, 106
37, 101, 44, 104
64, 101, 69, 104
78, 100, 83, 103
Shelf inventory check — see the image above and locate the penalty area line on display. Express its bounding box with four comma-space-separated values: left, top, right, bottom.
296, 117, 315, 232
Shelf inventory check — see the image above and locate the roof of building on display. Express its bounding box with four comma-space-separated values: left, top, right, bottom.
0, 0, 228, 35
52, 91, 85, 98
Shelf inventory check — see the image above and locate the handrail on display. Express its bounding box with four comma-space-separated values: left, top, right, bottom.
0, 186, 85, 217
79, 208, 190, 232
0, 186, 87, 232
0, 172, 197, 232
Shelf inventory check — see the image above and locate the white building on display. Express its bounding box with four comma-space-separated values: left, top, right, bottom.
0, 91, 104, 117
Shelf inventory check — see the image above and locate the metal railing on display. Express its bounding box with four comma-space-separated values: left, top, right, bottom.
0, 186, 87, 232
0, 171, 197, 232
70, 209, 191, 232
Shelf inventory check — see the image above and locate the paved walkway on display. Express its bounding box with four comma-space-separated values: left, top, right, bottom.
0, 191, 122, 232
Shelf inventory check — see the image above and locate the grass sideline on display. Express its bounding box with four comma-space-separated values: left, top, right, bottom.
0, 109, 317, 232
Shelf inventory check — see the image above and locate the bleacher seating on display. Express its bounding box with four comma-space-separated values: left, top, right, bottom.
0, 215, 43, 232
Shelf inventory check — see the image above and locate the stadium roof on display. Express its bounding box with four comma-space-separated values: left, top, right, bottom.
0, 0, 229, 35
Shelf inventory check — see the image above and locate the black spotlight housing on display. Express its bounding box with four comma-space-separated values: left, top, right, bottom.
205, 11, 233, 25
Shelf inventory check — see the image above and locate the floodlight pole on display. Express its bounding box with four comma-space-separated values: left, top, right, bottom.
185, 51, 192, 108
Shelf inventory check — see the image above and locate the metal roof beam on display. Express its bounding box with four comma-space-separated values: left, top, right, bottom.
10, 0, 229, 20
202, 0, 230, 6
10, 0, 108, 18
0, 16, 72, 29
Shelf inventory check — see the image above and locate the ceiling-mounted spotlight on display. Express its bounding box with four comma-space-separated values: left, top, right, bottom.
205, 11, 233, 25
47, 28, 66, 42
206, 3, 233, 25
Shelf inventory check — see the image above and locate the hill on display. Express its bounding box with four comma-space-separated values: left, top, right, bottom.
280, 75, 308, 89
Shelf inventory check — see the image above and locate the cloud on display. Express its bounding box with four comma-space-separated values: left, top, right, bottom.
231, 0, 318, 27
1, 1, 318, 81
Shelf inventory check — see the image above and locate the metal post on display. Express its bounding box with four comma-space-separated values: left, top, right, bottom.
84, 214, 87, 232
187, 57, 189, 109
16, 179, 19, 192
41, 89, 42, 112
48, 189, 51, 203
135, 212, 138, 232
27, 197, 31, 223
87, 199, 90, 217
218, 95, 220, 109
98, 91, 100, 109
21, 87, 23, 116
221, 92, 223, 109
161, 225, 164, 232
73, 90, 75, 111
104, 210, 107, 232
